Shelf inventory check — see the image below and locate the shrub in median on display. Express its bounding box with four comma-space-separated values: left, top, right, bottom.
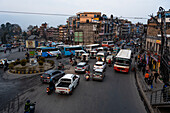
38, 60, 44, 66
20, 59, 27, 66
9, 63, 14, 69
39, 57, 45, 62
15, 58, 20, 65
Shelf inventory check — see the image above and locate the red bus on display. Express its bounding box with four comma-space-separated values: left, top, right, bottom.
102, 41, 114, 48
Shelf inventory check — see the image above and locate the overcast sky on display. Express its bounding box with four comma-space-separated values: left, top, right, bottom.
0, 0, 169, 31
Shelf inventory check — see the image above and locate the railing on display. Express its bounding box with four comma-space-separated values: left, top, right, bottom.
150, 89, 170, 106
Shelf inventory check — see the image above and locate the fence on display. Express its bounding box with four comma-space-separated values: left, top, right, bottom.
150, 89, 170, 106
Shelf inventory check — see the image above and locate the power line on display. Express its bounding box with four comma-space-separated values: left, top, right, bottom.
0, 10, 148, 19
119, 16, 148, 19
0, 10, 74, 16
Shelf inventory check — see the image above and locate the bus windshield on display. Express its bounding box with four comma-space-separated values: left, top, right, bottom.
115, 58, 130, 66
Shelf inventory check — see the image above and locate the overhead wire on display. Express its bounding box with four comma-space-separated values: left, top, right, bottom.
0, 10, 149, 19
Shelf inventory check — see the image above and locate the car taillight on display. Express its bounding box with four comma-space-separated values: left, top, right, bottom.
40, 76, 43, 78
75, 67, 77, 69
82, 67, 85, 69
47, 77, 50, 79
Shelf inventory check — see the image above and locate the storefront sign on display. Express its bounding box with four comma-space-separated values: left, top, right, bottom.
156, 40, 161, 44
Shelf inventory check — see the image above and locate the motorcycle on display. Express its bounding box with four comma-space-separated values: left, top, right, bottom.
24, 101, 36, 113
4, 65, 8, 72
84, 73, 90, 81
46, 86, 54, 95
30, 102, 36, 113
57, 65, 64, 70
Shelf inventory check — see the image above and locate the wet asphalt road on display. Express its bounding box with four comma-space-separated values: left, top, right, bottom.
0, 49, 147, 113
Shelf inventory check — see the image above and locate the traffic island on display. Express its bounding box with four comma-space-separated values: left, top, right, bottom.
8, 58, 55, 74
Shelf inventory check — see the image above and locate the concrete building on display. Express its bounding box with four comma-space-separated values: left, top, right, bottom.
58, 25, 67, 42
73, 12, 101, 45
46, 27, 59, 41
146, 9, 170, 82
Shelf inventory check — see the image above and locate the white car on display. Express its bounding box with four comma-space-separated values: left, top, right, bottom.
55, 74, 80, 95
0, 58, 15, 67
93, 61, 106, 71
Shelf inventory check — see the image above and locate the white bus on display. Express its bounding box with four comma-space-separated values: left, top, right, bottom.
114, 49, 132, 73
86, 44, 100, 52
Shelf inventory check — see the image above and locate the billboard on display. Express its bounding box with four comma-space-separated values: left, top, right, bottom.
26, 40, 38, 48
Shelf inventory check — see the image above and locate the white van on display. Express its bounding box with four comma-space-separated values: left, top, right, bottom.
96, 51, 107, 62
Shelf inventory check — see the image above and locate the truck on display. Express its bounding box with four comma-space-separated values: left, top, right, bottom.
55, 74, 80, 95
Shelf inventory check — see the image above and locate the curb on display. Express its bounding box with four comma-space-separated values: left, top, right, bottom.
3, 65, 56, 80
135, 70, 155, 113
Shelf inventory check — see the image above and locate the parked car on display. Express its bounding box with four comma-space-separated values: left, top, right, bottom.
92, 69, 105, 81
93, 61, 106, 71
55, 74, 80, 95
40, 70, 65, 83
75, 62, 90, 73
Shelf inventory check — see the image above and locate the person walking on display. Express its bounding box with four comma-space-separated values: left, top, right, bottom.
149, 73, 154, 89
154, 70, 159, 83
144, 72, 149, 84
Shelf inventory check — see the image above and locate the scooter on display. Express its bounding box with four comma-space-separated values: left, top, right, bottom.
30, 102, 36, 113
24, 101, 36, 113
57, 65, 64, 70
84, 73, 90, 81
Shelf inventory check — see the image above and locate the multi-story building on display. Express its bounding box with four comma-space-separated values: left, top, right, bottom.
73, 12, 101, 45
58, 25, 67, 42
99, 14, 115, 42
46, 27, 59, 41
146, 9, 170, 82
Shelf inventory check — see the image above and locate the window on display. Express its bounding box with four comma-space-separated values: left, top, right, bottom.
85, 14, 87, 16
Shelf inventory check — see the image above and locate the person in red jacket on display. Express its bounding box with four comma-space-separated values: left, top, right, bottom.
108, 59, 112, 67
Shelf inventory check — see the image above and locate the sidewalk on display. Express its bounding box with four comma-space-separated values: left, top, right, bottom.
135, 68, 164, 113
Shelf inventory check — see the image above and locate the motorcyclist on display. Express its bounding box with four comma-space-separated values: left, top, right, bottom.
4, 60, 8, 72
85, 70, 90, 76
59, 62, 64, 70
49, 79, 55, 90
24, 100, 30, 113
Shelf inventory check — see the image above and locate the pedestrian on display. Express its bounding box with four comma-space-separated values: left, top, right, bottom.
142, 66, 146, 76
148, 73, 154, 89
18, 47, 20, 52
144, 72, 149, 84
154, 70, 159, 83
4, 48, 6, 54
138, 61, 141, 71
9, 47, 11, 53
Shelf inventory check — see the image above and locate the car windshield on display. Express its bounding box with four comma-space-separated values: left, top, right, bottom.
77, 65, 84, 67
96, 63, 102, 66
97, 55, 104, 57
95, 72, 102, 75
61, 79, 71, 83
107, 56, 112, 59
